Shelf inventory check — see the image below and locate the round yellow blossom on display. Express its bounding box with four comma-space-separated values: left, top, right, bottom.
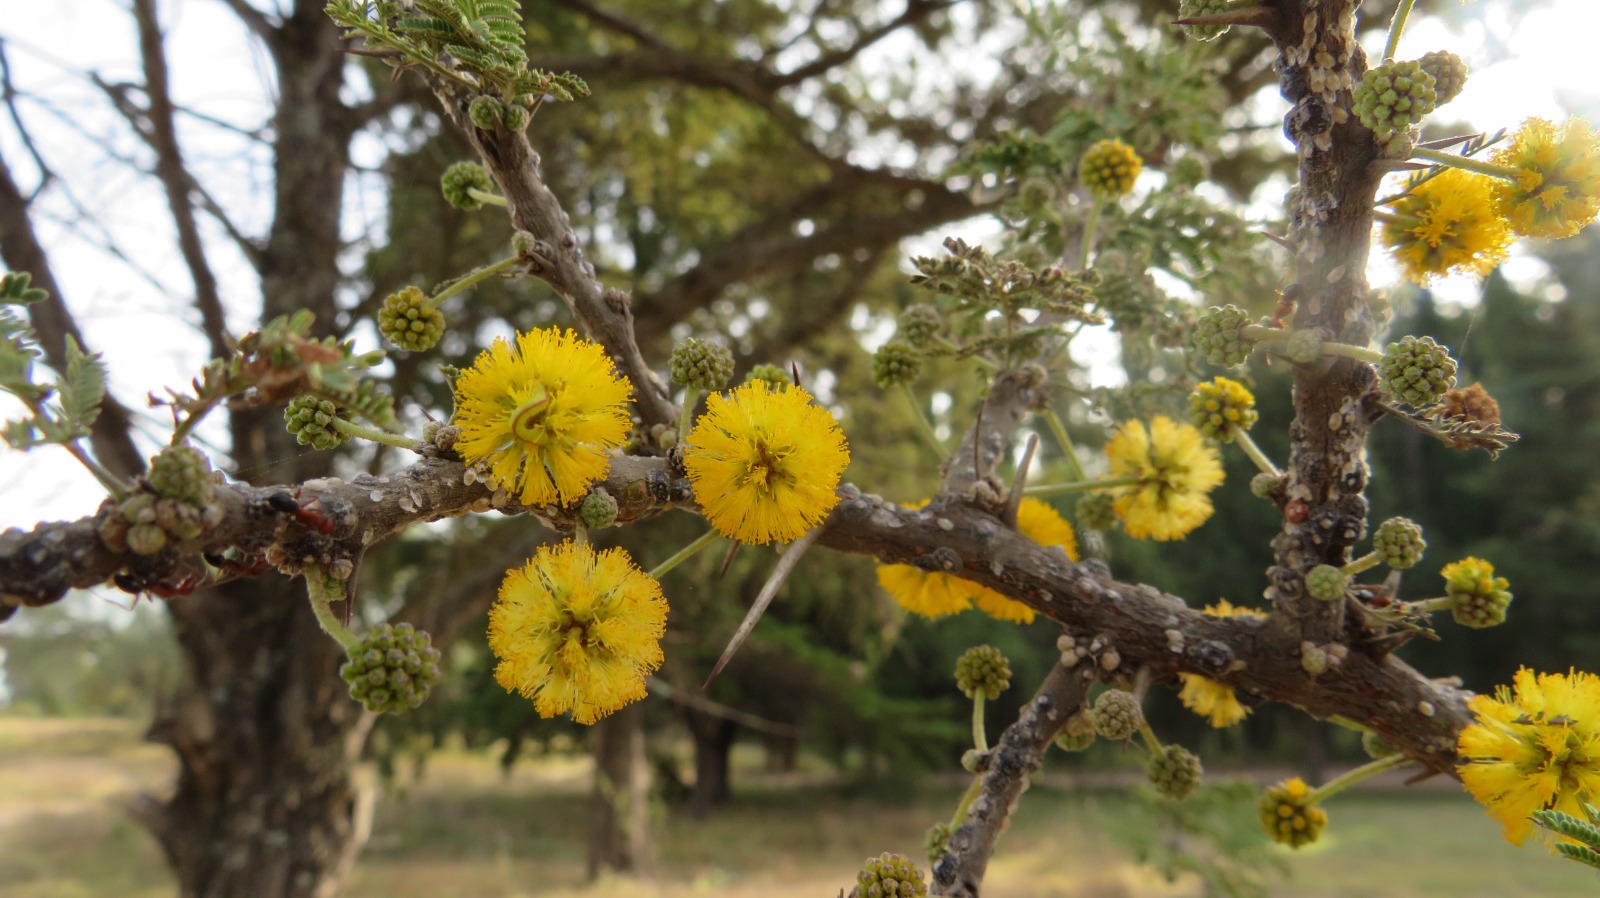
488, 541, 668, 725
1079, 138, 1142, 201
1104, 416, 1225, 541
1381, 167, 1513, 283
453, 328, 633, 506
1459, 667, 1600, 844
877, 498, 1078, 624
683, 380, 850, 544
1491, 117, 1600, 239
1186, 376, 1259, 442
1258, 776, 1328, 848
1178, 600, 1265, 728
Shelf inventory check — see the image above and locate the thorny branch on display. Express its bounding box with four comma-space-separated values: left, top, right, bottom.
0, 0, 1499, 893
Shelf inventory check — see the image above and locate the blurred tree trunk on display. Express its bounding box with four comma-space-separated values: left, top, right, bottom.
685, 707, 736, 816
588, 703, 651, 878
130, 6, 371, 897
761, 732, 798, 773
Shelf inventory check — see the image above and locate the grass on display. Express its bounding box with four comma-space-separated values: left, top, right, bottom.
0, 717, 1596, 897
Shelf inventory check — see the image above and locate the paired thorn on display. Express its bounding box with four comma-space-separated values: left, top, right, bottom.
1171, 6, 1278, 29
1002, 433, 1040, 529
704, 525, 826, 688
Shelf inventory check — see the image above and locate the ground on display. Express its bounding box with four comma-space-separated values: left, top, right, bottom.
0, 718, 1593, 897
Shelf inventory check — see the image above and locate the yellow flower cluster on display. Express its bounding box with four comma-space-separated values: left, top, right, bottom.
1459, 668, 1600, 845
488, 541, 668, 725
1079, 138, 1142, 201
1104, 416, 1224, 541
683, 380, 850, 545
1382, 167, 1512, 284
1492, 117, 1600, 240
877, 498, 1078, 624
1186, 376, 1258, 442
1178, 599, 1264, 728
453, 328, 633, 506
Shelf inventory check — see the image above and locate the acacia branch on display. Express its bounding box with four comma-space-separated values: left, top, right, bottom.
216, 0, 282, 50
132, 0, 232, 361
932, 661, 1091, 896
768, 0, 959, 88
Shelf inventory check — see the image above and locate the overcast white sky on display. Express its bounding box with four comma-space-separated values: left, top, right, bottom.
2, 0, 1598, 540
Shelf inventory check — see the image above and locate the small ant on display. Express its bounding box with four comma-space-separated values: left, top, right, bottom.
265, 490, 336, 534
113, 570, 202, 599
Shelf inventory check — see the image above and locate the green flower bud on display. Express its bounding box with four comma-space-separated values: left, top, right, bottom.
285, 395, 350, 451
743, 363, 792, 388
924, 823, 951, 866
1148, 744, 1203, 800
146, 444, 215, 506
1362, 730, 1397, 759
378, 286, 446, 353
1353, 59, 1438, 141
1193, 305, 1254, 367
1093, 689, 1144, 742
1443, 557, 1513, 629
669, 338, 735, 392
440, 161, 494, 211
126, 522, 169, 555
1054, 729, 1097, 752
340, 622, 444, 714
1372, 517, 1426, 570
872, 341, 922, 389
1076, 492, 1117, 533
955, 645, 1011, 701
1250, 472, 1283, 500
500, 102, 530, 132
1258, 777, 1327, 848
1305, 564, 1349, 602
1418, 51, 1468, 106
898, 305, 943, 349
1379, 335, 1457, 407
579, 491, 619, 530
468, 95, 503, 131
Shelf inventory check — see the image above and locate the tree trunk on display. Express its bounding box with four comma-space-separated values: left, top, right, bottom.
761, 732, 799, 773
587, 703, 651, 878
685, 707, 737, 817
137, 578, 374, 898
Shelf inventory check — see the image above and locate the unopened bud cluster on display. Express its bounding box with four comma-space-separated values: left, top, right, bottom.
669, 338, 735, 392
898, 304, 943, 349
1258, 777, 1327, 848
1305, 564, 1348, 602
1353, 60, 1437, 143
147, 444, 216, 506
744, 363, 792, 388
100, 444, 223, 556
1443, 558, 1513, 629
1148, 745, 1203, 800
1379, 336, 1458, 406
285, 395, 349, 450
378, 286, 445, 353
1093, 689, 1144, 741
955, 645, 1011, 701
873, 342, 923, 388
440, 161, 494, 211
1418, 51, 1468, 106
1373, 517, 1426, 569
340, 622, 444, 714
1192, 305, 1253, 367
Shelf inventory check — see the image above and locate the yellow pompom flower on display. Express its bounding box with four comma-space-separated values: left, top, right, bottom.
683, 380, 850, 545
1178, 600, 1264, 728
1381, 167, 1513, 283
1186, 376, 1259, 442
1490, 117, 1600, 239
1258, 777, 1328, 848
1079, 138, 1143, 201
488, 541, 668, 725
1459, 667, 1600, 844
1104, 416, 1225, 541
878, 498, 1079, 624
453, 328, 633, 506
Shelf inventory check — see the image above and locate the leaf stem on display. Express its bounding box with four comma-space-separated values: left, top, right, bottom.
1041, 408, 1089, 482
305, 566, 359, 650
901, 382, 946, 457
1232, 429, 1280, 477
1341, 551, 1383, 576
331, 417, 421, 451
1320, 341, 1384, 364
429, 254, 521, 307
1025, 475, 1140, 497
1079, 202, 1103, 270
1410, 146, 1518, 182
1307, 753, 1410, 806
466, 187, 509, 208
971, 694, 988, 753
1381, 0, 1418, 62
649, 528, 722, 580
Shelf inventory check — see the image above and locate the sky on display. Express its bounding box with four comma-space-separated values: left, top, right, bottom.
1, 0, 1598, 541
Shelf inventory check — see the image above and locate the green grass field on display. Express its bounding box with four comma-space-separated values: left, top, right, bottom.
0, 718, 1594, 897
